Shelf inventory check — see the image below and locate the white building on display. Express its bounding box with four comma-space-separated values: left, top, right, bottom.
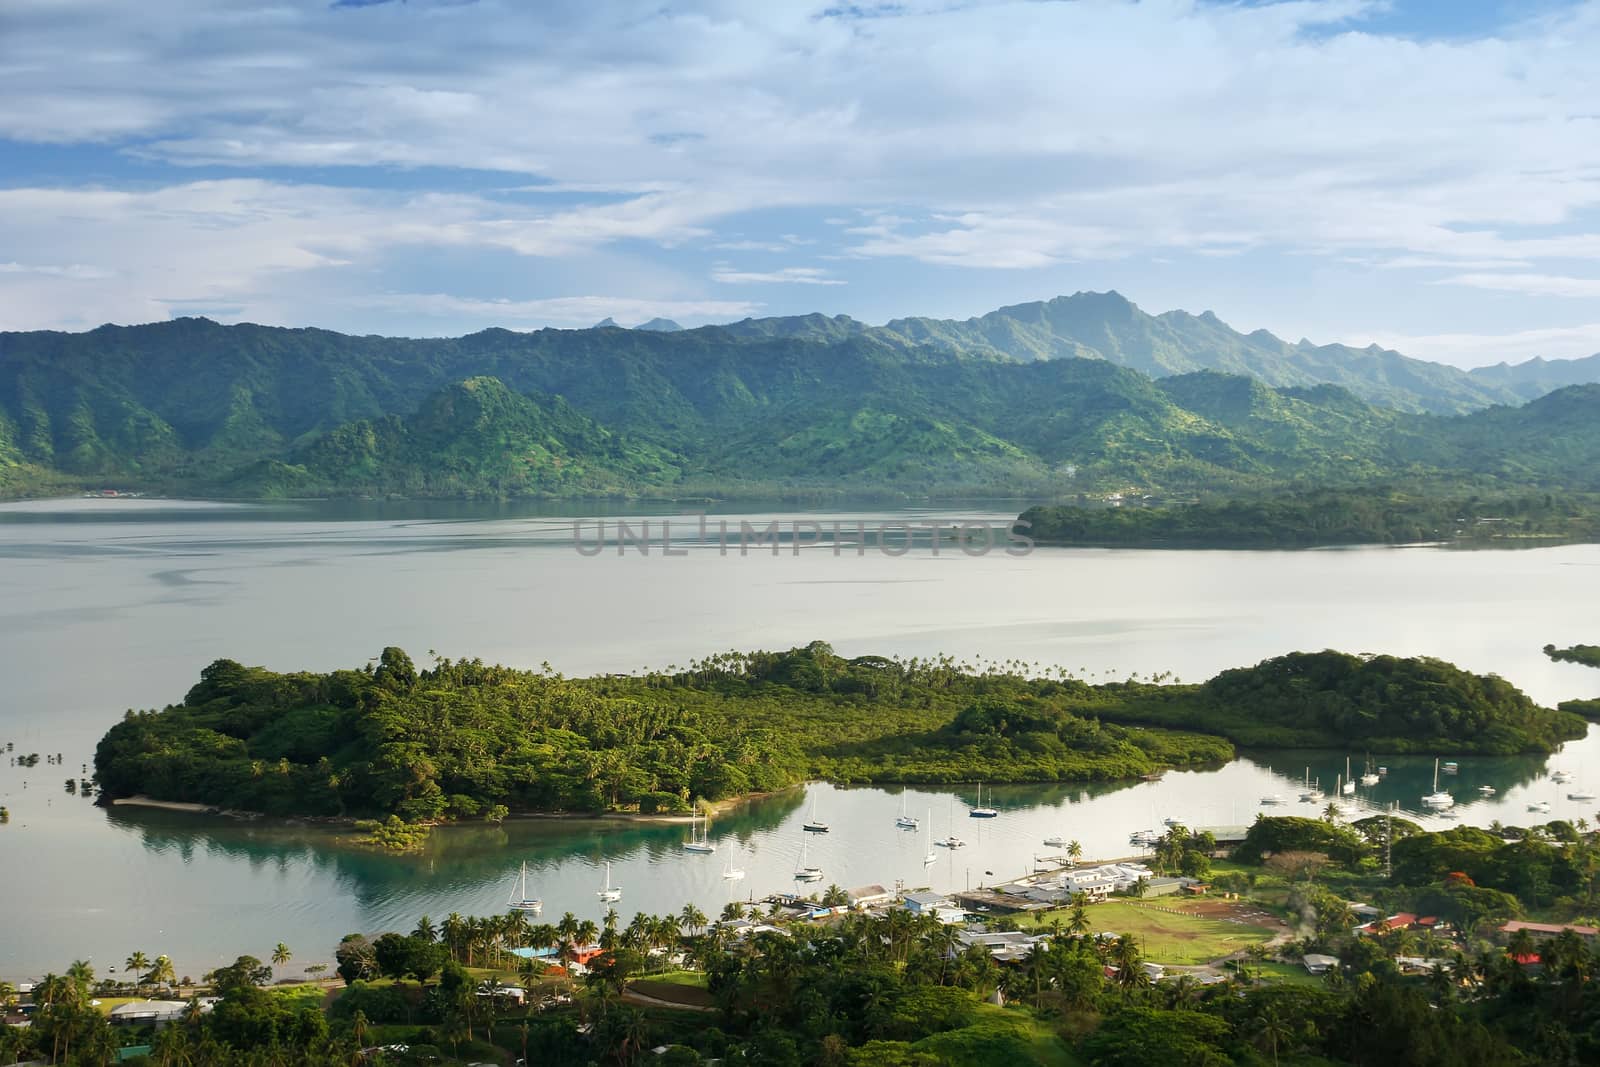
903, 890, 955, 915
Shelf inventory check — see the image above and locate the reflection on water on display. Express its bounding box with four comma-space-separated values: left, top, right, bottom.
2, 503, 1598, 977
13, 732, 1577, 983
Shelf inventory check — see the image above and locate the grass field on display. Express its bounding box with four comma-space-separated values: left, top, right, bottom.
1253, 961, 1326, 987
644, 970, 707, 988
628, 976, 715, 1009
1015, 899, 1281, 965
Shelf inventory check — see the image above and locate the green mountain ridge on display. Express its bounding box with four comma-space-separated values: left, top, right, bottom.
4, 310, 1600, 500
714, 291, 1595, 414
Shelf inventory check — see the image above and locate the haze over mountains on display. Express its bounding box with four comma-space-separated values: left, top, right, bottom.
3, 291, 1599, 500
702, 291, 1598, 414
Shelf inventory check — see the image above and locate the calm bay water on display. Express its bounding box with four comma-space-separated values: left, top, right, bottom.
2, 498, 1599, 980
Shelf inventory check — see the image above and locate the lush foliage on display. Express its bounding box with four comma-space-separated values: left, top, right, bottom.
1546, 643, 1600, 669
93, 644, 1576, 823
91, 642, 1231, 820
1023, 487, 1600, 548
6, 310, 1600, 500
1093, 650, 1584, 753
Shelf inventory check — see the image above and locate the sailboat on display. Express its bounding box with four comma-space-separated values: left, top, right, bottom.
969, 782, 998, 819
1342, 758, 1356, 796
1043, 834, 1070, 848
937, 797, 965, 847
683, 808, 716, 853
923, 808, 937, 865
507, 861, 542, 913
721, 855, 746, 880
803, 793, 829, 833
1422, 758, 1454, 809
794, 835, 823, 882
597, 861, 622, 902
1299, 767, 1324, 803
895, 793, 919, 830
1360, 755, 1380, 787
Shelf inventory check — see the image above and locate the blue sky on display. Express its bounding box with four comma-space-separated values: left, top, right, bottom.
3, 0, 1600, 366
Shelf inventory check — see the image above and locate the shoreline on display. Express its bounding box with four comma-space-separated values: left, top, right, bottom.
106, 786, 796, 828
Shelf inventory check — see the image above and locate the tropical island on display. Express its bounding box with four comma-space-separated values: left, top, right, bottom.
93, 644, 1585, 829
1021, 487, 1600, 550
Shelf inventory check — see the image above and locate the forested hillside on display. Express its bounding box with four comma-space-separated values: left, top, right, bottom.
93, 643, 1579, 821
5, 309, 1600, 501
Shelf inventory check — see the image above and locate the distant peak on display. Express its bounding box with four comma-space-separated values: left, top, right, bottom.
634, 317, 684, 332
592, 317, 620, 329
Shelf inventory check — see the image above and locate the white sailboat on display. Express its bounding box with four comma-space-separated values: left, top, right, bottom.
969, 782, 998, 818
937, 796, 965, 848
803, 793, 829, 833
895, 793, 919, 830
683, 808, 716, 853
923, 807, 937, 865
1422, 758, 1454, 809
1342, 757, 1356, 796
507, 861, 542, 913
1528, 800, 1552, 814
1299, 767, 1324, 803
721, 855, 746, 880
1360, 755, 1380, 787
1259, 793, 1286, 805
794, 834, 823, 882
1043, 834, 1070, 848
597, 860, 622, 902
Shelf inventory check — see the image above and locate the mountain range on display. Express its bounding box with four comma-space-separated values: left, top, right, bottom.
3, 291, 1600, 499
706, 291, 1597, 414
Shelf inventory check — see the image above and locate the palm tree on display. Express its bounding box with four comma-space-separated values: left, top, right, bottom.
719, 901, 745, 924
350, 1008, 370, 1047
679, 903, 707, 937
1111, 937, 1148, 1000
1252, 1005, 1294, 1066
1066, 893, 1092, 937
152, 1020, 193, 1067
66, 960, 95, 1001
413, 915, 437, 943
271, 942, 292, 968
1067, 840, 1082, 863
147, 955, 177, 993
125, 951, 151, 995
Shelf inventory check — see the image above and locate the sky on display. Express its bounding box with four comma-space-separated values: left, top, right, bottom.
3, 0, 1600, 367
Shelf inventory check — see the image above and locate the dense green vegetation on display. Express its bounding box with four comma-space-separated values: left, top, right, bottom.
1022, 487, 1600, 548
1546, 643, 1600, 669
5, 306, 1600, 501
90, 643, 1230, 820
1089, 650, 1584, 753
92, 644, 1579, 823
20, 811, 1600, 1064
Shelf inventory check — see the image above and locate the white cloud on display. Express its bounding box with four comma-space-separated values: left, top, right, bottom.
352, 292, 761, 328
0, 179, 758, 330
1438, 272, 1600, 298
5, 1, 1600, 332
1348, 323, 1600, 368
0, 261, 112, 279
711, 266, 845, 285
